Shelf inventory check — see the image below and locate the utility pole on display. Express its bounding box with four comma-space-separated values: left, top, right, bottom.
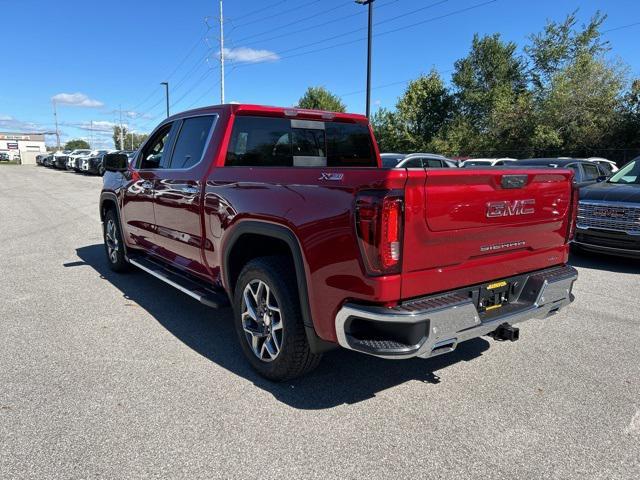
52, 100, 61, 150
119, 106, 124, 150
161, 82, 170, 118
355, 0, 375, 118
219, 0, 225, 103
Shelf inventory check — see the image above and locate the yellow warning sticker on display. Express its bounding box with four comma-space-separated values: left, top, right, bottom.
487, 281, 507, 290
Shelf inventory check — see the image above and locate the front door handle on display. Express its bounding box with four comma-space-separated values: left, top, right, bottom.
180, 186, 200, 195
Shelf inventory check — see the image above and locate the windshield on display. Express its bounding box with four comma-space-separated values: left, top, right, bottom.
608, 160, 640, 184
381, 155, 405, 168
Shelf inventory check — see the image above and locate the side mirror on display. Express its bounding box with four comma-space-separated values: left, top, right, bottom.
103, 153, 129, 172
597, 175, 608, 182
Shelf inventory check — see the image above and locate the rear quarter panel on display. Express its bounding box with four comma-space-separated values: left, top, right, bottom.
205, 167, 407, 342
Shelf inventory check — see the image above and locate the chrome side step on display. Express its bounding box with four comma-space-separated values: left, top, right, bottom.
128, 256, 230, 308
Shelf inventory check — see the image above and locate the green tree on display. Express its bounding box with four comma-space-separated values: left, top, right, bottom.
538, 55, 625, 153
113, 125, 148, 150
447, 33, 531, 155
525, 10, 609, 91
64, 139, 90, 150
525, 12, 626, 154
371, 108, 403, 152
452, 34, 527, 122
297, 86, 346, 112
371, 72, 454, 152
395, 72, 454, 151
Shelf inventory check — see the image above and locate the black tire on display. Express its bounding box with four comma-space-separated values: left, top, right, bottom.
103, 209, 130, 272
233, 256, 322, 381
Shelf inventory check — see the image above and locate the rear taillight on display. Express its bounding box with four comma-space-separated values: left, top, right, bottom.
567, 183, 579, 242
355, 191, 404, 275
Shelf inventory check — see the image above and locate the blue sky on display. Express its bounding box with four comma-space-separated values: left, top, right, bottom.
2, 0, 640, 148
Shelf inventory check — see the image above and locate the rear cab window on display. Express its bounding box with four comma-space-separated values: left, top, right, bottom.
225, 115, 376, 167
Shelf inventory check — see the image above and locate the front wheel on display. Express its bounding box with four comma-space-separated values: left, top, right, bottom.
103, 209, 130, 272
233, 256, 322, 381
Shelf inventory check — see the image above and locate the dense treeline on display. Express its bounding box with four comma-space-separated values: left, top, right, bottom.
371, 11, 640, 163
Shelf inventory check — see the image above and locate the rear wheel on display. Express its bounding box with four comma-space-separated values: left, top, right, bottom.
233, 256, 322, 381
103, 209, 130, 272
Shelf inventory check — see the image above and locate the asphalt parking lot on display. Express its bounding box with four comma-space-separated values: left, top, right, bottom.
1, 165, 639, 479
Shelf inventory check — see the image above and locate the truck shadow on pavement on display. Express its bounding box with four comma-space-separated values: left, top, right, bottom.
75, 244, 491, 410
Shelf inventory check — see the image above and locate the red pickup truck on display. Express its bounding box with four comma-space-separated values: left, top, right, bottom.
100, 104, 578, 381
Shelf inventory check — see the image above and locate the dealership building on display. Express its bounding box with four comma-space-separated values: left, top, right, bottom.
0, 132, 47, 164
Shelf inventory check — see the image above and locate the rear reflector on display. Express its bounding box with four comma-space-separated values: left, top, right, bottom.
355, 191, 404, 275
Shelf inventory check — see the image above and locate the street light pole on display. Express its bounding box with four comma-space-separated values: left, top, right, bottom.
356, 0, 375, 118
219, 0, 225, 104
161, 82, 170, 118
52, 100, 61, 149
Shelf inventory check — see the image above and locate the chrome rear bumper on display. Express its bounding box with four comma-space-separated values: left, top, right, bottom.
335, 265, 578, 360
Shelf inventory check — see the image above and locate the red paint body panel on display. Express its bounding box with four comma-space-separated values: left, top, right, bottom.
104, 104, 576, 345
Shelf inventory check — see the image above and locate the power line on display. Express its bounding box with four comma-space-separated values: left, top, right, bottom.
228, 0, 321, 30
128, 29, 209, 112
170, 67, 218, 110
233, 0, 357, 44
339, 69, 454, 97
233, 0, 450, 66
602, 21, 640, 34
231, 0, 494, 70
134, 49, 212, 119
183, 79, 222, 110
229, 0, 288, 23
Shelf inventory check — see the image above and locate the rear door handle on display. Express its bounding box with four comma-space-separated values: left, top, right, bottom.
180, 186, 200, 195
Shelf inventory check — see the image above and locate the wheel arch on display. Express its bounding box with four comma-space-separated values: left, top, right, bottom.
222, 220, 336, 353
99, 192, 128, 257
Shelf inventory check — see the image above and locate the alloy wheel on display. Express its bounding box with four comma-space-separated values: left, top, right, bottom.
241, 279, 284, 362
105, 219, 119, 264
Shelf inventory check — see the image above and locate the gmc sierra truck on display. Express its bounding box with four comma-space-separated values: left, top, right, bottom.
100, 104, 578, 381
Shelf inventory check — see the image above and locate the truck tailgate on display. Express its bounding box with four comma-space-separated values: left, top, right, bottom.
401, 168, 573, 299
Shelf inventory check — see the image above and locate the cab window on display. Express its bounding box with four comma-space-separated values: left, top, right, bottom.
138, 123, 173, 169
168, 116, 215, 169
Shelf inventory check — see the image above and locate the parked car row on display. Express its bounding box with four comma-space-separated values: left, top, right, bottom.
383, 152, 619, 172
382, 152, 618, 188
37, 149, 136, 175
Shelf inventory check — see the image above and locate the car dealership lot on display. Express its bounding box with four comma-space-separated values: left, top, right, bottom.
1, 166, 639, 479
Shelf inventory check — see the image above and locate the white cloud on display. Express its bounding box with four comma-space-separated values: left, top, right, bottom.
222, 47, 279, 63
0, 115, 49, 133
52, 92, 104, 108
74, 120, 119, 132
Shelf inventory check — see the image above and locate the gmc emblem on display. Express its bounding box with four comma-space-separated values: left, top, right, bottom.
486, 199, 536, 218
593, 207, 625, 218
